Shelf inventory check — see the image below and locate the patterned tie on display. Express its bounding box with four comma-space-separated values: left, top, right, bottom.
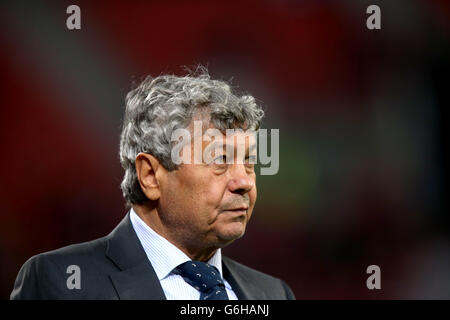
174, 261, 229, 300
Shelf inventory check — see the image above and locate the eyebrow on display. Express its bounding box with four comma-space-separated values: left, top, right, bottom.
204, 141, 257, 155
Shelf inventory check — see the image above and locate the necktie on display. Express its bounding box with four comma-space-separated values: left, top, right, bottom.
174, 261, 229, 300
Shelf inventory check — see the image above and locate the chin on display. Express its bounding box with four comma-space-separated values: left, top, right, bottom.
217, 225, 246, 243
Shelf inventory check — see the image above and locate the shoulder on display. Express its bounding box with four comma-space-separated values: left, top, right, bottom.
25, 236, 109, 273
223, 256, 277, 282
222, 256, 295, 300
39, 236, 108, 264
10, 236, 116, 300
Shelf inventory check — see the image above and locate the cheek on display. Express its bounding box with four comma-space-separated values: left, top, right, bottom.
161, 174, 195, 214
248, 186, 257, 210
200, 181, 225, 211
192, 179, 231, 221
168, 171, 224, 215
252, 183, 257, 200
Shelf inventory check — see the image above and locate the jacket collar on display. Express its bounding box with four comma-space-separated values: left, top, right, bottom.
222, 257, 263, 300
105, 212, 166, 300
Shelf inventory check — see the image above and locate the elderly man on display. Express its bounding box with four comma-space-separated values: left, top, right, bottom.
11, 70, 295, 300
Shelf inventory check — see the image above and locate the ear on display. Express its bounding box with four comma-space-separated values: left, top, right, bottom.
135, 152, 162, 201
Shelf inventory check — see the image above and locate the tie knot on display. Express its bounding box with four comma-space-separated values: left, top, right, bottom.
174, 261, 225, 293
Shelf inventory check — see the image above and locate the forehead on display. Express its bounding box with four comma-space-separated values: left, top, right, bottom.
203, 126, 257, 149
186, 113, 256, 145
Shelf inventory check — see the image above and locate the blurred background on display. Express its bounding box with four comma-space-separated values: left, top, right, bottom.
1, 0, 449, 299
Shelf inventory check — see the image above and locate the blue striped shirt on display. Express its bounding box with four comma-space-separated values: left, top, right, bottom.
129, 208, 238, 300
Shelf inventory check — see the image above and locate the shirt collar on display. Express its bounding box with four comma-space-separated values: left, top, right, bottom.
129, 208, 223, 280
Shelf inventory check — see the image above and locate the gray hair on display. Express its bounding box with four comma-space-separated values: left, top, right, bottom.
119, 68, 264, 206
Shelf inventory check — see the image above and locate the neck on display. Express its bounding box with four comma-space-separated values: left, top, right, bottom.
132, 204, 217, 262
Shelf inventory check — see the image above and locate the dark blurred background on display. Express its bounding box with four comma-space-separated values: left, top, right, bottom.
1, 0, 449, 299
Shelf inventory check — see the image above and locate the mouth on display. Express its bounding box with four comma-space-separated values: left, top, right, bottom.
222, 205, 248, 211
209, 207, 249, 225
220, 207, 248, 217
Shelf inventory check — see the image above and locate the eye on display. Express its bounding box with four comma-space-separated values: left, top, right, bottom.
212, 154, 227, 164
245, 155, 257, 166
210, 154, 228, 174
245, 155, 257, 163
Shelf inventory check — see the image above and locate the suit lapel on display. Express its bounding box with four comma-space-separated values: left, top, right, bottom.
105, 212, 166, 300
222, 257, 265, 300
108, 260, 166, 300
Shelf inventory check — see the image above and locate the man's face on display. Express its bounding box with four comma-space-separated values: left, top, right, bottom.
158, 123, 257, 250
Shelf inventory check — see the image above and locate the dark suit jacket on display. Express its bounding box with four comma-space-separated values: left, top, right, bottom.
10, 213, 295, 300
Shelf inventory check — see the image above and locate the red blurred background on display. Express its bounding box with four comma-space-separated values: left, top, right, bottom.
1, 0, 449, 299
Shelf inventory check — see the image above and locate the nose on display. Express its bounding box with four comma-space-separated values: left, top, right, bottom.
227, 165, 254, 195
